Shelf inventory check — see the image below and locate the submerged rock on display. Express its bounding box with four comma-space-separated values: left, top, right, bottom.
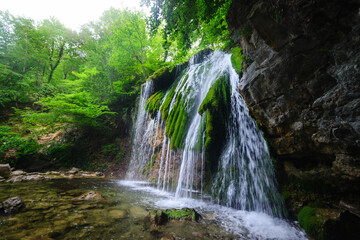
129, 206, 147, 218
108, 209, 127, 219
76, 191, 104, 201
2, 196, 25, 214
160, 234, 175, 240
0, 164, 11, 178
147, 208, 202, 225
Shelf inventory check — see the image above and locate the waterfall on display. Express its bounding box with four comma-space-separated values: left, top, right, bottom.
126, 81, 154, 179
127, 51, 285, 217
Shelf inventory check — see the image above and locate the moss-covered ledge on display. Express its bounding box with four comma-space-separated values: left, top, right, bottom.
198, 73, 231, 177
145, 91, 165, 118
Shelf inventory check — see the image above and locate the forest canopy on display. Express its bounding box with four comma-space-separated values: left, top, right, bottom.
0, 1, 233, 169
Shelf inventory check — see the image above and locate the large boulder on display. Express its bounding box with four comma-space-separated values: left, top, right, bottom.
0, 164, 11, 178
2, 197, 25, 214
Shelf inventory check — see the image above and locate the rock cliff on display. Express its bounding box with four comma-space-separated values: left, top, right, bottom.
227, 0, 360, 238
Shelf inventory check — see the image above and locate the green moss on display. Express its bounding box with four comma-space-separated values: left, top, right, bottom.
298, 206, 324, 240
151, 67, 169, 80
148, 66, 178, 93
230, 47, 245, 75
145, 91, 165, 118
198, 74, 231, 176
164, 208, 191, 219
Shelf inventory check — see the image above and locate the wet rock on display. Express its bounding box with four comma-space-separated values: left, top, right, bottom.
147, 208, 202, 225
147, 209, 169, 225
12, 170, 26, 176
68, 167, 80, 174
29, 236, 54, 240
0, 164, 11, 178
108, 209, 126, 219
25, 175, 44, 181
2, 197, 25, 214
160, 234, 175, 240
76, 191, 104, 201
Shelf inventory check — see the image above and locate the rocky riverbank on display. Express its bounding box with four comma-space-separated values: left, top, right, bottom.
0, 164, 105, 183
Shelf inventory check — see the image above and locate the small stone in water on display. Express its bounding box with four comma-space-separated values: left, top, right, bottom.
109, 209, 126, 219
160, 234, 175, 240
76, 191, 104, 201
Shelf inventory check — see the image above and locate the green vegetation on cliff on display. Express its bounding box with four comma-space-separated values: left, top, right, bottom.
198, 74, 231, 175
145, 91, 165, 118
298, 206, 323, 240
230, 47, 245, 75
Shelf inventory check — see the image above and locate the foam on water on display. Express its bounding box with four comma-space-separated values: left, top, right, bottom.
118, 180, 307, 240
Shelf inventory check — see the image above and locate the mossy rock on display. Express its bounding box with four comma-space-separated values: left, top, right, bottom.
148, 66, 177, 94
198, 73, 231, 177
163, 86, 189, 149
298, 206, 323, 239
145, 91, 165, 118
147, 208, 201, 226
230, 47, 245, 75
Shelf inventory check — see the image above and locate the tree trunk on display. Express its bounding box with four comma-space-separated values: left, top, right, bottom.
47, 45, 64, 83
41, 64, 46, 83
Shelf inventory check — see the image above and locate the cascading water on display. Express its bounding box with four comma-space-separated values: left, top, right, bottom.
211, 59, 285, 217
126, 81, 154, 179
127, 51, 285, 217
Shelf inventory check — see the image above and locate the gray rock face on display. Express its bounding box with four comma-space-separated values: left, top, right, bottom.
0, 164, 11, 178
2, 197, 25, 214
227, 0, 360, 215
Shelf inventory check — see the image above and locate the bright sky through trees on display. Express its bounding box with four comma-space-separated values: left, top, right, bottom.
0, 0, 145, 30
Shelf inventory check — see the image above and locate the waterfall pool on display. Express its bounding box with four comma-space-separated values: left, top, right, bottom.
0, 178, 307, 239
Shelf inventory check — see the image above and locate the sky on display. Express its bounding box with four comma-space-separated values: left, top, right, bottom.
0, 0, 146, 31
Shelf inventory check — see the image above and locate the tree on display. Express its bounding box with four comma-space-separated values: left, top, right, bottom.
37, 18, 67, 83
141, 0, 232, 56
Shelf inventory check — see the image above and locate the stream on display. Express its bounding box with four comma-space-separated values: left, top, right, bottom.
0, 178, 306, 239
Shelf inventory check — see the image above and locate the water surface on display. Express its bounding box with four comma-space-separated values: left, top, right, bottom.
0, 179, 306, 239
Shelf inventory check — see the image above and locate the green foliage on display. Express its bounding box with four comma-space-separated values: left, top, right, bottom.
142, 0, 233, 57
230, 47, 245, 75
17, 92, 115, 135
115, 149, 126, 164
46, 143, 72, 165
145, 91, 165, 117
102, 144, 118, 154
0, 125, 40, 164
298, 206, 324, 240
